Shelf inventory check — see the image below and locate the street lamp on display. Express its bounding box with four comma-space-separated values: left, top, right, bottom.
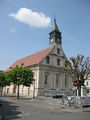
17, 77, 20, 99
0, 87, 2, 96
33, 79, 35, 99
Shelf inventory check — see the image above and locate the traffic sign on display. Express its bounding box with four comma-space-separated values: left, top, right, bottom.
73, 80, 78, 87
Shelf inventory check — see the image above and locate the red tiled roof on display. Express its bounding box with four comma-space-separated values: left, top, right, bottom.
6, 48, 52, 71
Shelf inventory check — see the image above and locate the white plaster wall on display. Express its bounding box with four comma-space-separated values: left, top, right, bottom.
3, 67, 40, 98
85, 77, 90, 93
41, 45, 65, 68
85, 78, 90, 87
3, 45, 73, 97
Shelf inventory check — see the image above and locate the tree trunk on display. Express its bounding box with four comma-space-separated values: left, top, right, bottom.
13, 84, 16, 93
2, 86, 6, 96
17, 85, 20, 99
77, 85, 81, 96
78, 87, 81, 96
1, 86, 3, 96
28, 87, 30, 95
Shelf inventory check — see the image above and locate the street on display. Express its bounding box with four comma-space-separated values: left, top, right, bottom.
0, 97, 90, 120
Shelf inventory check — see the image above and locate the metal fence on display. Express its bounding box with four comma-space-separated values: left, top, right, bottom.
62, 96, 90, 108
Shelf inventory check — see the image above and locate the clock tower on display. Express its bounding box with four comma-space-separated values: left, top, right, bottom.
49, 19, 62, 48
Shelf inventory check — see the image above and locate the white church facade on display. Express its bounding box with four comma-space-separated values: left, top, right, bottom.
4, 19, 73, 97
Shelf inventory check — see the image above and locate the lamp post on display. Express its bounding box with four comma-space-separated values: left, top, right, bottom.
33, 79, 35, 99
73, 80, 78, 107
0, 79, 3, 96
17, 77, 20, 99
0, 87, 2, 96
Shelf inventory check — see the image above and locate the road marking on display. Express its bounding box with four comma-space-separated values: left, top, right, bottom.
5, 112, 30, 119
17, 112, 30, 117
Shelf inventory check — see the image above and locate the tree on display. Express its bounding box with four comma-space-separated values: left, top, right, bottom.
0, 72, 5, 95
22, 68, 33, 87
65, 55, 90, 96
0, 72, 11, 95
0, 72, 10, 88
0, 72, 5, 88
6, 65, 34, 99
22, 68, 34, 95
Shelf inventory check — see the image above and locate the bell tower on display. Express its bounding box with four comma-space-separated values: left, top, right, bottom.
49, 19, 62, 48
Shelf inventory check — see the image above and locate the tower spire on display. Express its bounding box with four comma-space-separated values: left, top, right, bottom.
54, 17, 56, 23
51, 18, 60, 32
49, 18, 62, 47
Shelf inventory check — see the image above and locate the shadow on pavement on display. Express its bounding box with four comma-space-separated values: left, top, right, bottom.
0, 100, 22, 120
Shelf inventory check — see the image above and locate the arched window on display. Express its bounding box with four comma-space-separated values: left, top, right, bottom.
57, 48, 60, 54
56, 76, 59, 87
65, 76, 67, 87
45, 75, 48, 85
86, 82, 89, 86
46, 56, 50, 64
57, 58, 60, 65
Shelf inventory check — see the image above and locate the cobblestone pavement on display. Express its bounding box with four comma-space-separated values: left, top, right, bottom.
0, 96, 90, 120
2, 96, 90, 112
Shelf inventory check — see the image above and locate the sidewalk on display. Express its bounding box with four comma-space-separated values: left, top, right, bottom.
2, 96, 90, 113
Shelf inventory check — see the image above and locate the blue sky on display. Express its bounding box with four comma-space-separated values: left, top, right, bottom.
0, 0, 90, 70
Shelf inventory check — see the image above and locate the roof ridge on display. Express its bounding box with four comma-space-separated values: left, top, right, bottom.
20, 48, 51, 60
38, 48, 53, 64
6, 47, 53, 72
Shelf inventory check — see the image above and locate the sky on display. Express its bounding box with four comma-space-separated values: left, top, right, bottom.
0, 0, 90, 70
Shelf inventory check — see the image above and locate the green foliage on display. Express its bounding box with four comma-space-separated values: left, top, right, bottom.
0, 72, 5, 87
5, 72, 13, 86
6, 65, 34, 86
22, 68, 34, 87
0, 72, 11, 88
6, 65, 34, 99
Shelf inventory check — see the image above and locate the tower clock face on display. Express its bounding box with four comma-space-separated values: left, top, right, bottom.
57, 38, 60, 42
51, 38, 53, 42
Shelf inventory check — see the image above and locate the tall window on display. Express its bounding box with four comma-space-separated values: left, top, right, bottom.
57, 59, 60, 65
86, 82, 88, 86
45, 75, 48, 85
46, 56, 50, 64
65, 76, 67, 87
56, 76, 59, 87
87, 89, 89, 93
57, 48, 60, 54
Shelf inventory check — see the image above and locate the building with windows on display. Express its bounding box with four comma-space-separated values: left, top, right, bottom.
5, 19, 73, 97
85, 77, 90, 94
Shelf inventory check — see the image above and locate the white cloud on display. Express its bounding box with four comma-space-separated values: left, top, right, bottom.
9, 8, 51, 28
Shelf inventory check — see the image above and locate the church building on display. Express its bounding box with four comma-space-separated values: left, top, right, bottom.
5, 19, 73, 97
